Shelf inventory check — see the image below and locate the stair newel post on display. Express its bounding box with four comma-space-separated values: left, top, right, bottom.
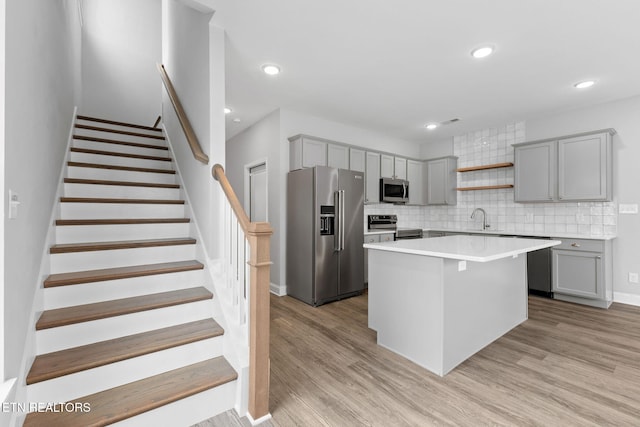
213, 164, 273, 420
246, 222, 272, 420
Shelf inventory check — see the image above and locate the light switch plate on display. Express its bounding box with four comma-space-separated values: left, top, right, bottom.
619, 204, 638, 214
629, 273, 639, 284
458, 261, 467, 272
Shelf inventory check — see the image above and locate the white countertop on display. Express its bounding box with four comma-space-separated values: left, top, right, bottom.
423, 228, 616, 241
364, 235, 561, 262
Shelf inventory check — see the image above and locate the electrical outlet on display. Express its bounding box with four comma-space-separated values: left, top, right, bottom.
629, 273, 639, 284
525, 213, 534, 223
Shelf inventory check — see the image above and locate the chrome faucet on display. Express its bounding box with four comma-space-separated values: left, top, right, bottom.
471, 208, 490, 230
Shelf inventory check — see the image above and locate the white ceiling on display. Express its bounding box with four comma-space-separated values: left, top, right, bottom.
210, 0, 640, 145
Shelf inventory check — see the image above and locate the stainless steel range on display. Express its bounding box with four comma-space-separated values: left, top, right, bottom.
367, 215, 423, 240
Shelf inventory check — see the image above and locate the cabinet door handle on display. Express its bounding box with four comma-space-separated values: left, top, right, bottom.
596, 256, 602, 259
571, 243, 581, 248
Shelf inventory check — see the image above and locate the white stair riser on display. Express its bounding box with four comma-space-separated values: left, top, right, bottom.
67, 166, 177, 185
60, 202, 185, 219
43, 270, 205, 310
55, 223, 190, 244
63, 183, 181, 200
74, 129, 167, 146
113, 381, 236, 427
50, 245, 196, 274
76, 120, 161, 134
73, 139, 169, 157
70, 152, 174, 171
27, 337, 223, 404
36, 299, 213, 354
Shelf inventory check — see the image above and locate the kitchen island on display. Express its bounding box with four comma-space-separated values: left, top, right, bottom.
364, 235, 560, 376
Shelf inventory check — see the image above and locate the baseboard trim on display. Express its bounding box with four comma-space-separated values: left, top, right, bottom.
247, 412, 272, 426
269, 282, 286, 296
613, 292, 640, 307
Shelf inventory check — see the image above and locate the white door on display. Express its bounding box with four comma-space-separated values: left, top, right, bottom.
249, 163, 267, 222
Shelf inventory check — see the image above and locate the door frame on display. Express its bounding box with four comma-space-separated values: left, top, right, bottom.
244, 158, 268, 222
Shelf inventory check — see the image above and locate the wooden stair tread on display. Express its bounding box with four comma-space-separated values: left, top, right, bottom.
63, 178, 180, 189
76, 115, 163, 132
27, 319, 223, 384
67, 161, 176, 174
60, 197, 185, 205
73, 135, 169, 151
56, 218, 190, 226
70, 147, 172, 162
36, 287, 213, 330
50, 237, 196, 254
75, 124, 166, 140
23, 356, 236, 427
44, 260, 203, 287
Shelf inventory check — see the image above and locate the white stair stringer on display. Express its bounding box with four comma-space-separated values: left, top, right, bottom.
27, 336, 223, 404
25, 119, 239, 425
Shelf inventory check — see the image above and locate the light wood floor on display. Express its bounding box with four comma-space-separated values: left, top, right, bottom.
263, 293, 640, 426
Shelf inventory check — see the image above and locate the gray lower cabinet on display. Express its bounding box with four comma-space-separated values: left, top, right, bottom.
364, 233, 394, 283
551, 238, 612, 308
426, 156, 457, 205
514, 129, 614, 203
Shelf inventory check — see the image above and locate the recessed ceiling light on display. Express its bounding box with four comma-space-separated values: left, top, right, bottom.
471, 46, 494, 59
262, 64, 281, 75
224, 107, 232, 114
574, 80, 595, 89
233, 118, 241, 123
425, 123, 439, 130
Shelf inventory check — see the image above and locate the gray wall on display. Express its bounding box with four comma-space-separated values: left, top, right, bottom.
226, 110, 281, 286
527, 95, 640, 300
4, 0, 80, 379
81, 0, 162, 124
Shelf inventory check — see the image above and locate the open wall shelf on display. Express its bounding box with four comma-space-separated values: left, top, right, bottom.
456, 162, 513, 172
457, 184, 514, 191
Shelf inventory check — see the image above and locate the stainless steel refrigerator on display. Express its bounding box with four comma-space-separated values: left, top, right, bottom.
287, 166, 364, 306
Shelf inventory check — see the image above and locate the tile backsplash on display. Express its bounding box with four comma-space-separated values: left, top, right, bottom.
365, 121, 618, 237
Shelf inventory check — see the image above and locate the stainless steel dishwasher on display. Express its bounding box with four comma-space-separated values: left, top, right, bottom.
502, 236, 553, 297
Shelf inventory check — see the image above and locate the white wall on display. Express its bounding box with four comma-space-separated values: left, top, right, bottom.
421, 137, 454, 159
527, 96, 640, 302
162, 0, 225, 258
81, 0, 161, 125
4, 0, 80, 379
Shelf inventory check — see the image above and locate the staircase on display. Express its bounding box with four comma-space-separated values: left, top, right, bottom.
23, 115, 237, 426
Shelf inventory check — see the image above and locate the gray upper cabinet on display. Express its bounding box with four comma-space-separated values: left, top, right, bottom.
406, 159, 425, 205
426, 156, 457, 205
380, 154, 394, 178
365, 152, 381, 204
514, 129, 614, 203
514, 141, 555, 202
327, 144, 349, 169
289, 135, 327, 170
349, 148, 366, 172
558, 133, 611, 201
394, 157, 407, 180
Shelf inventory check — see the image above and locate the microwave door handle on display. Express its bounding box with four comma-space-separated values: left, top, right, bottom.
403, 182, 406, 199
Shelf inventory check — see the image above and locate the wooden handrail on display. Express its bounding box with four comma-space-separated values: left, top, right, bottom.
157, 63, 209, 164
213, 163, 272, 420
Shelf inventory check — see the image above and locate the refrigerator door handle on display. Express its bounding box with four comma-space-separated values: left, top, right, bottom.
339, 190, 345, 251
334, 191, 341, 252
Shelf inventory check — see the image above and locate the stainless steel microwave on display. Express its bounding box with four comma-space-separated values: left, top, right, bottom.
380, 177, 409, 203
